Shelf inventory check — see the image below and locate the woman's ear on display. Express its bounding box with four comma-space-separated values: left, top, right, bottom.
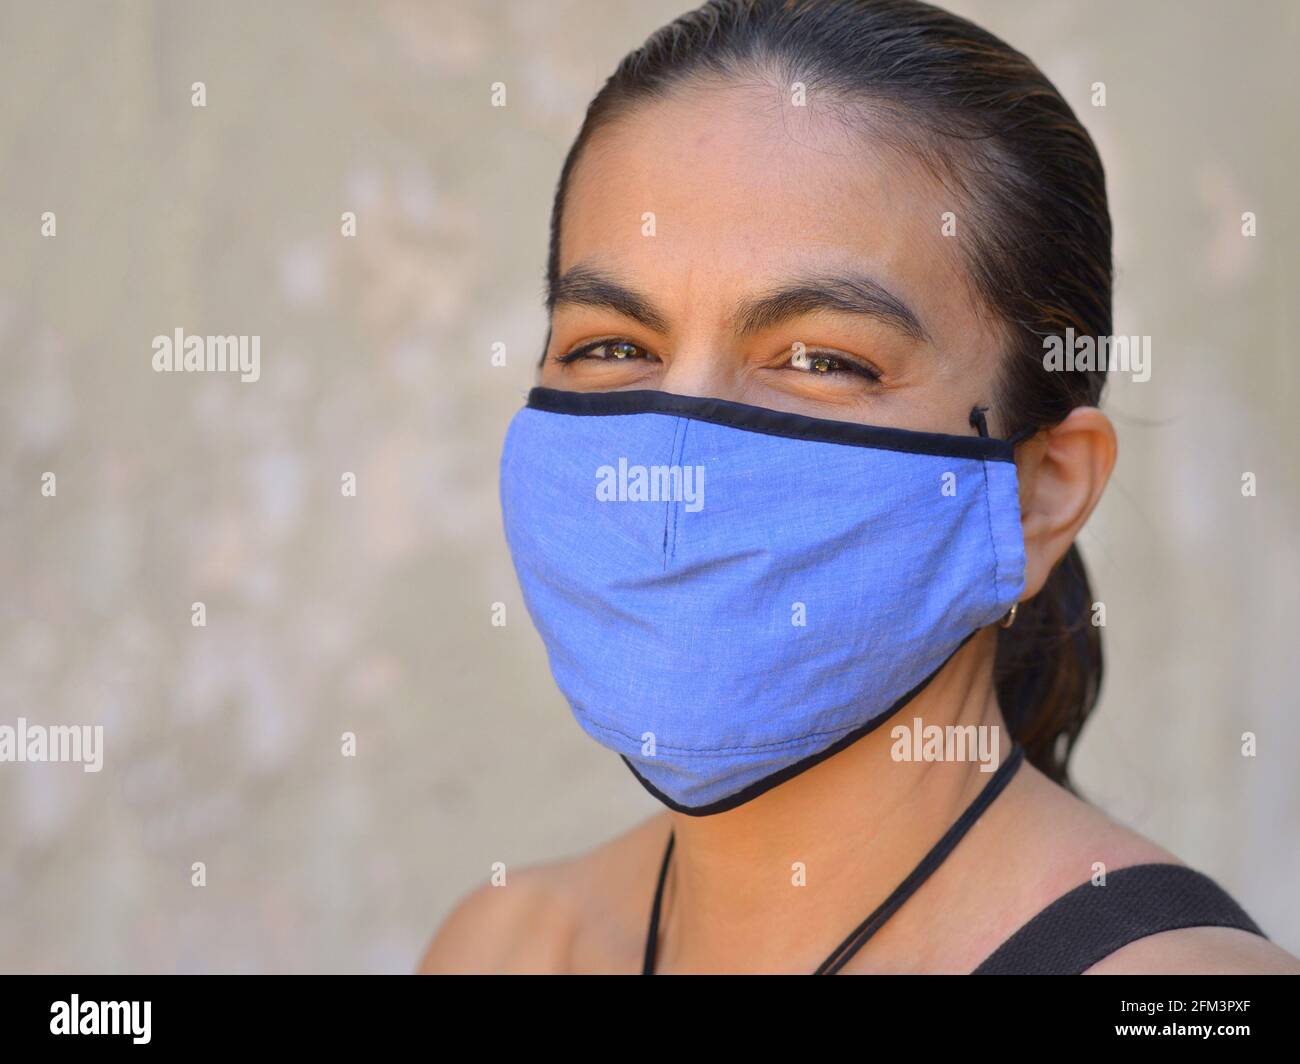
1015, 407, 1117, 599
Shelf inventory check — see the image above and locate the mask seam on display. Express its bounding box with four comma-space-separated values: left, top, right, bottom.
669, 418, 689, 563
660, 416, 685, 567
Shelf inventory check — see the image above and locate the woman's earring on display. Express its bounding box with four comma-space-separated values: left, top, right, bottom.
999, 602, 1020, 629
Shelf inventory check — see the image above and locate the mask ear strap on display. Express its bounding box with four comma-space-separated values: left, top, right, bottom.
1006, 424, 1040, 445
969, 405, 1040, 446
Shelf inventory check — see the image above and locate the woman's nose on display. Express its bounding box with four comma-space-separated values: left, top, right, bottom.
657, 343, 741, 402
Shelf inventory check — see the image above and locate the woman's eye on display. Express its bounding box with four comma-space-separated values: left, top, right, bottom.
787, 346, 880, 381
558, 339, 652, 363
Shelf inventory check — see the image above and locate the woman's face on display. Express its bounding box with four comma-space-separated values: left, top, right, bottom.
541, 80, 1009, 437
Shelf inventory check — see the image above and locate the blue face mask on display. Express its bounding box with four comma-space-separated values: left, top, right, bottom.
499, 387, 1026, 816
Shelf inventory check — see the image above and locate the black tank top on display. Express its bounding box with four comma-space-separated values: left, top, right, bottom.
641, 744, 1266, 974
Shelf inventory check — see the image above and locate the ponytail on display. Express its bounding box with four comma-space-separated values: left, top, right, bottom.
995, 543, 1102, 790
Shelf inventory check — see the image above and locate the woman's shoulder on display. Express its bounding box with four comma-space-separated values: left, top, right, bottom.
416, 864, 571, 974
417, 812, 672, 974
989, 766, 1300, 974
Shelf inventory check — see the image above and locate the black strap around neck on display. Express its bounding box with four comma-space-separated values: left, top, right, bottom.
641, 742, 1025, 975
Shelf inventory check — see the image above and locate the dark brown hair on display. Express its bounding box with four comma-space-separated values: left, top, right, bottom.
545, 0, 1111, 787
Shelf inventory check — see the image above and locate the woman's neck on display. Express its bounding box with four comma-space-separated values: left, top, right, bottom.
653, 629, 1012, 974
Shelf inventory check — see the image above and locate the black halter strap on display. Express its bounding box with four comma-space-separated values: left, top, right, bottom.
641, 742, 1025, 975
971, 862, 1266, 974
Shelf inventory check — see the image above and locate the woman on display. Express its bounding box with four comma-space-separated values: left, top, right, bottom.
423, 0, 1300, 974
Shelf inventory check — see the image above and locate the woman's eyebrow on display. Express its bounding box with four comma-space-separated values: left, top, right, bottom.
546, 264, 670, 333
547, 264, 929, 344
735, 274, 930, 344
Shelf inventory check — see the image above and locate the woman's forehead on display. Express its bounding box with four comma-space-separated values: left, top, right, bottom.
560, 85, 986, 344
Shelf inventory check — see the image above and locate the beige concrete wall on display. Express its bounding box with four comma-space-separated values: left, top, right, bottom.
0, 0, 1295, 971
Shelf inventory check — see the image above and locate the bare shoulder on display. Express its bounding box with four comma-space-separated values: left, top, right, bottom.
992, 766, 1300, 974
1085, 927, 1300, 974
417, 812, 673, 974
416, 864, 571, 974
1008, 764, 1185, 872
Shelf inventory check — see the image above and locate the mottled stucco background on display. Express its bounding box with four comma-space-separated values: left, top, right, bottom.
0, 0, 1295, 972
